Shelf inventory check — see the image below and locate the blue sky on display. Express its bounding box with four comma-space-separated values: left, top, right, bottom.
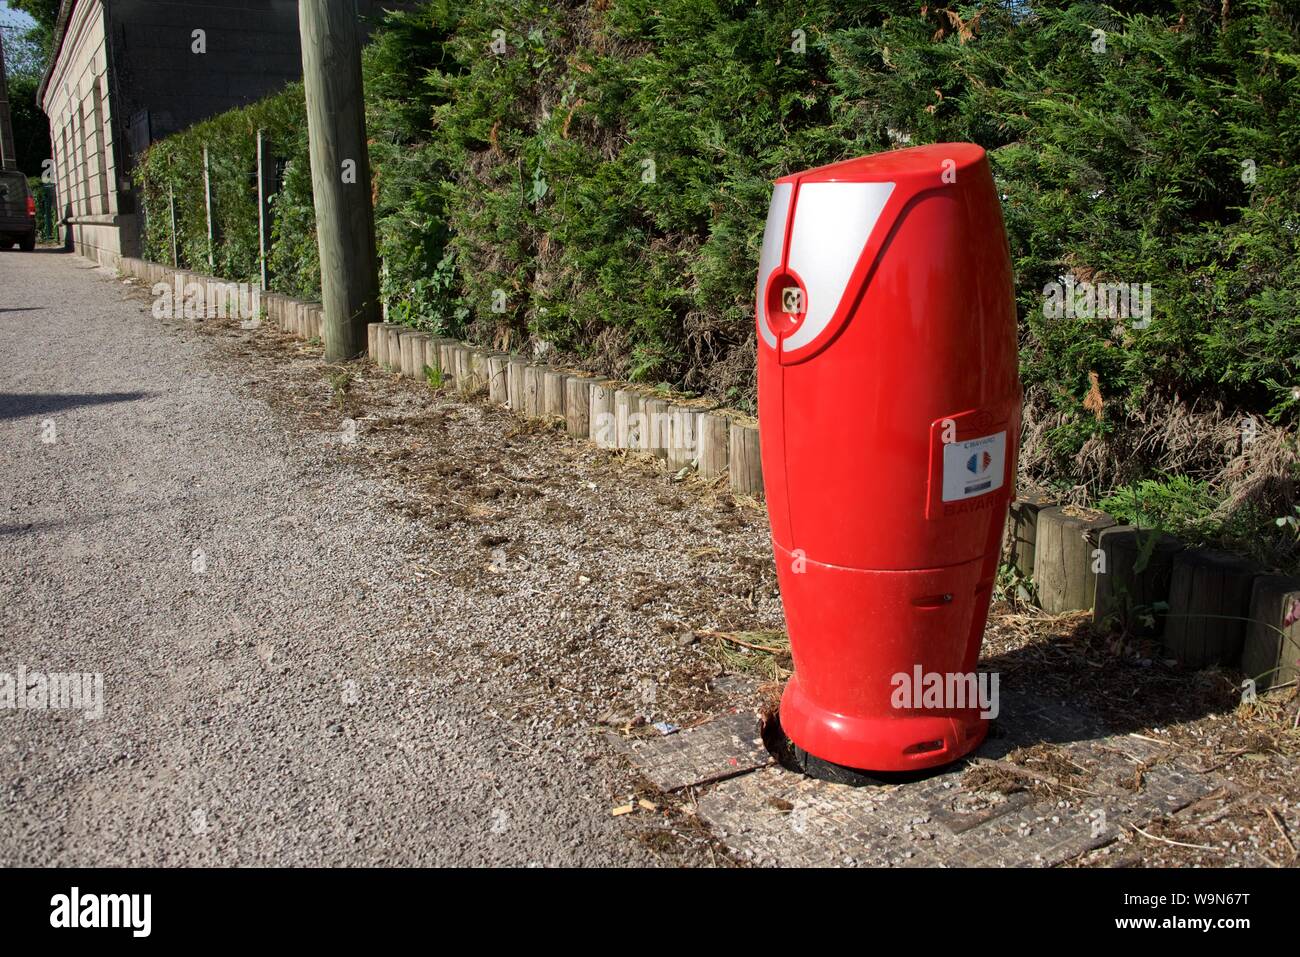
0, 2, 37, 30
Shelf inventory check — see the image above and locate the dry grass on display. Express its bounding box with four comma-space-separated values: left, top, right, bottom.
1020, 390, 1298, 563
698, 628, 792, 682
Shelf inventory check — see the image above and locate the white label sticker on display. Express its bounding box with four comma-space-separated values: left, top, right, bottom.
941, 431, 1007, 502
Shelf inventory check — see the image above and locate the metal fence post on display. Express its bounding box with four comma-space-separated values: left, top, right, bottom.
169, 183, 178, 267
202, 145, 215, 270
256, 129, 272, 290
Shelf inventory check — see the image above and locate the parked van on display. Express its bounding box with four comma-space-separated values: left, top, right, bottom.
0, 171, 38, 251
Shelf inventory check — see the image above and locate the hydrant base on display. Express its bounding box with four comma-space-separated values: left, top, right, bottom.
780, 674, 989, 774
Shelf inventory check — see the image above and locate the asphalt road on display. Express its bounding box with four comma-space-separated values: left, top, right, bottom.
0, 249, 778, 866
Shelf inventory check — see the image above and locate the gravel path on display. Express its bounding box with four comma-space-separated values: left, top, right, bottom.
0, 250, 784, 866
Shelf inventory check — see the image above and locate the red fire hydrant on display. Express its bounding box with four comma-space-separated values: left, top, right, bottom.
756, 143, 1021, 774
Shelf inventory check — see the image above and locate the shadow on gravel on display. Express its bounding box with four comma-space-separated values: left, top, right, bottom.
0, 490, 239, 539
0, 307, 45, 314
0, 391, 151, 421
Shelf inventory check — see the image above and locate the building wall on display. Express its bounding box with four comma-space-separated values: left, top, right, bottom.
0, 30, 17, 170
108, 0, 306, 162
41, 0, 128, 266
41, 0, 408, 267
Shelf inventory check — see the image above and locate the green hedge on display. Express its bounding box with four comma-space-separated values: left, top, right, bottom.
136, 0, 1300, 557
137, 88, 317, 298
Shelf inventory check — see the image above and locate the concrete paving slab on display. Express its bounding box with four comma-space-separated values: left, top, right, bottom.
619, 688, 1222, 866
695, 729, 1220, 867
607, 707, 773, 792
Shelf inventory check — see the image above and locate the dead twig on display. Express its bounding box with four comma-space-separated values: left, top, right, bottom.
970, 758, 1103, 797
1264, 806, 1298, 857
1130, 826, 1219, 852
1197, 747, 1250, 773
698, 629, 788, 655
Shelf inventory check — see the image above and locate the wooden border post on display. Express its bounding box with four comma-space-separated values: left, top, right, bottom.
487, 355, 510, 404
614, 388, 641, 449
524, 365, 545, 417
564, 375, 592, 438
1031, 507, 1116, 614
589, 381, 615, 448
696, 410, 729, 479
1243, 575, 1300, 692
1092, 527, 1182, 636
383, 326, 403, 370
1006, 492, 1051, 580
642, 397, 670, 460
424, 337, 448, 385
543, 371, 567, 422
506, 358, 527, 412
1163, 549, 1257, 669
729, 418, 763, 496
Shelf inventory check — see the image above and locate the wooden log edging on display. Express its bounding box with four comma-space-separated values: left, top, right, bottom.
398, 331, 425, 378
341, 315, 768, 500
589, 380, 616, 447
1033, 506, 1117, 615
487, 354, 510, 404
666, 403, 702, 471
506, 359, 527, 412
307, 304, 323, 340
454, 346, 473, 393
614, 388, 641, 450
375, 323, 395, 368
425, 338, 449, 384
113, 258, 300, 332
1164, 548, 1257, 670
524, 365, 545, 417
641, 397, 670, 460
469, 350, 489, 394
1092, 526, 1183, 636
278, 298, 290, 334
564, 374, 593, 438
1006, 491, 1050, 580
728, 417, 762, 496
116, 262, 1286, 676
384, 326, 404, 370
696, 410, 729, 480
1243, 575, 1300, 692
439, 342, 460, 388
543, 370, 567, 422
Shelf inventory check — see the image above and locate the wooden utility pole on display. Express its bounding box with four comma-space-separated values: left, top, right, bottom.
299, 0, 380, 361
